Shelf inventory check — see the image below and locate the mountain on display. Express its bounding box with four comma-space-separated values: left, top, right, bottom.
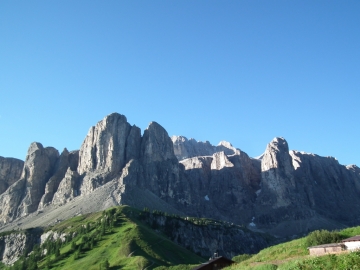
0, 112, 359, 240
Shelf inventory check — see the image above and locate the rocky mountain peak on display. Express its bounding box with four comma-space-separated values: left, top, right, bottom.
346, 164, 360, 173
19, 143, 59, 213
217, 140, 237, 156
141, 122, 176, 163
171, 136, 237, 160
258, 137, 295, 208
261, 137, 292, 172
77, 113, 131, 175
171, 135, 215, 160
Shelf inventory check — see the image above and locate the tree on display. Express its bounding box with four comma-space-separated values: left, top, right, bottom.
100, 259, 110, 270
54, 247, 60, 259
71, 241, 76, 251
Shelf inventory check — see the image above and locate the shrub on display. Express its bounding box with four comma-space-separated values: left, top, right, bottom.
306, 230, 342, 247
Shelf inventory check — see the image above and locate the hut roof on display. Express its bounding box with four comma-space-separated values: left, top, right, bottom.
307, 243, 344, 249
342, 235, 360, 242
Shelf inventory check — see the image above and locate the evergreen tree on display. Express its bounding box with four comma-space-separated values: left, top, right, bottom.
55, 247, 60, 259
71, 241, 76, 251
45, 256, 51, 269
100, 259, 110, 270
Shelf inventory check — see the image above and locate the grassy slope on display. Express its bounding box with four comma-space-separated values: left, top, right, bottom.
226, 226, 360, 270
33, 206, 205, 270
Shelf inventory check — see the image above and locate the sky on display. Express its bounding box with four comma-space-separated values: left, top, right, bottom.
1, 1, 359, 167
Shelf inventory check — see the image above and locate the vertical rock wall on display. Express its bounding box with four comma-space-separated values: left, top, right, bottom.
0, 157, 24, 195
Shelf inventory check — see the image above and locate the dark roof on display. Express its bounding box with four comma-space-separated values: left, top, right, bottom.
193, 256, 234, 270
342, 235, 360, 242
308, 243, 344, 249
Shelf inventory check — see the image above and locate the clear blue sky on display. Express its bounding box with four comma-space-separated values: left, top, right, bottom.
1, 1, 359, 167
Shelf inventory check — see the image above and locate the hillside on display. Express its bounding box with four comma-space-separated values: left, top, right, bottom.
0, 206, 205, 270
225, 226, 360, 270
0, 206, 271, 269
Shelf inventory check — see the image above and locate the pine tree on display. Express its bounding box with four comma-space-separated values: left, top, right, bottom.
101, 259, 110, 270
45, 256, 51, 269
55, 247, 60, 259
71, 241, 76, 251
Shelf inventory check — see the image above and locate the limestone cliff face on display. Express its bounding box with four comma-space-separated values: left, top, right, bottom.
78, 113, 131, 175
78, 113, 135, 195
252, 138, 313, 235
0, 143, 60, 223
257, 137, 296, 208
171, 136, 215, 160
16, 143, 59, 215
141, 213, 269, 259
139, 122, 188, 205
125, 125, 141, 163
38, 149, 79, 209
0, 232, 38, 265
0, 157, 24, 195
289, 151, 360, 224
171, 136, 235, 161
142, 122, 176, 163
51, 168, 80, 206
0, 143, 78, 224
179, 149, 259, 225
250, 138, 360, 236
0, 179, 26, 224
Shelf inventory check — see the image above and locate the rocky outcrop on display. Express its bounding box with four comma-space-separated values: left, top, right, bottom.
16, 143, 59, 216
78, 113, 131, 176
171, 136, 215, 160
0, 230, 40, 265
139, 122, 188, 205
0, 143, 60, 223
38, 149, 79, 209
251, 138, 360, 237
140, 213, 269, 259
78, 113, 135, 195
179, 149, 260, 225
40, 230, 67, 245
210, 151, 234, 170
0, 157, 24, 195
142, 122, 177, 163
171, 136, 236, 161
0, 179, 27, 224
51, 169, 80, 206
257, 137, 296, 208
289, 151, 360, 224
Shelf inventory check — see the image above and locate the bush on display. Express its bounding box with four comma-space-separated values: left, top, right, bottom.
306, 230, 342, 247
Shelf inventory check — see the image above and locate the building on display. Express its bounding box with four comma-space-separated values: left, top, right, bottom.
308, 243, 345, 256
342, 235, 360, 251
193, 256, 234, 270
